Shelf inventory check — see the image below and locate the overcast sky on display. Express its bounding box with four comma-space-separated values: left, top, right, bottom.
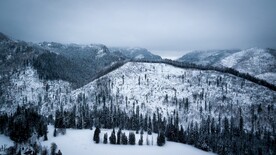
0, 0, 275, 58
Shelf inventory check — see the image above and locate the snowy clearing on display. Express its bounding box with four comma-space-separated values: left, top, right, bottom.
0, 134, 13, 153
41, 126, 215, 155
0, 134, 13, 147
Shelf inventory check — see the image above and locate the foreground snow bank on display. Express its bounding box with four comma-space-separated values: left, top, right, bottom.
41, 126, 215, 155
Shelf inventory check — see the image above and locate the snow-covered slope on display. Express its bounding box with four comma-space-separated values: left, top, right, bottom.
1, 66, 72, 115
177, 48, 276, 85
71, 62, 275, 131
220, 48, 276, 85
2, 59, 275, 132
37, 42, 124, 88
1, 60, 275, 155
0, 125, 215, 155
177, 50, 239, 66
40, 125, 215, 155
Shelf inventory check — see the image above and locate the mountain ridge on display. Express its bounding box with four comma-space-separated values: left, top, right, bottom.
177, 48, 276, 85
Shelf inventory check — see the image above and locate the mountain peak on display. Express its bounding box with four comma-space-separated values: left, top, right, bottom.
109, 47, 162, 60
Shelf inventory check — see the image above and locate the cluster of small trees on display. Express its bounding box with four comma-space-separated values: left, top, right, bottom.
0, 106, 48, 143
52, 97, 276, 154
160, 114, 276, 154
0, 106, 65, 155
48, 65, 276, 155
93, 127, 161, 146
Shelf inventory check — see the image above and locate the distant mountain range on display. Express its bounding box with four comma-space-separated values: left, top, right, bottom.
109, 47, 162, 60
177, 48, 276, 85
0, 32, 161, 88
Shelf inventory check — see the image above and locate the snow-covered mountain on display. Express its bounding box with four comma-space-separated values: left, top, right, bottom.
219, 48, 276, 85
37, 42, 124, 88
0, 32, 50, 106
71, 62, 275, 130
177, 50, 240, 66
3, 61, 275, 132
1, 31, 275, 132
109, 47, 162, 60
177, 48, 276, 85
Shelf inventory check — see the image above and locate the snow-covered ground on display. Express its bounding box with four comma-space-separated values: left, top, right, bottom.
0, 134, 13, 153
177, 48, 276, 85
220, 48, 276, 85
2, 61, 275, 136
0, 135, 13, 147
41, 126, 215, 155
3, 62, 275, 132
0, 126, 215, 155
71, 62, 275, 130
1, 66, 71, 115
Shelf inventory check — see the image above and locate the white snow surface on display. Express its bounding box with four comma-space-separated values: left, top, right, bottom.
135, 54, 145, 59
1, 66, 71, 115
0, 134, 13, 147
220, 48, 276, 84
256, 72, 276, 85
41, 125, 215, 155
72, 62, 275, 131
0, 134, 13, 154
3, 62, 276, 131
96, 49, 106, 58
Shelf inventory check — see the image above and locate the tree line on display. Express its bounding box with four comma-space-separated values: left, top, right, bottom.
52, 98, 275, 155
133, 59, 276, 91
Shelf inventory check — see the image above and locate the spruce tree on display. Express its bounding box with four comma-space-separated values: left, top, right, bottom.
146, 134, 150, 145
53, 128, 57, 137
117, 128, 121, 144
93, 127, 101, 143
109, 129, 116, 144
178, 125, 184, 143
157, 132, 166, 146
129, 132, 136, 145
44, 132, 48, 141
121, 133, 128, 145
138, 133, 143, 145
50, 143, 57, 155
103, 133, 108, 144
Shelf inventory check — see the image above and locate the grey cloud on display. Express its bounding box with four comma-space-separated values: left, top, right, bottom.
0, 0, 275, 58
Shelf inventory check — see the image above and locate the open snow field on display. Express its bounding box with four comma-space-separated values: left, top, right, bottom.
0, 134, 13, 154
0, 131, 215, 155
41, 126, 215, 155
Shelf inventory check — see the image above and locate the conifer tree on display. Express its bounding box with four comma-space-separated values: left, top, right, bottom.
109, 129, 116, 144
50, 143, 57, 155
129, 132, 136, 145
146, 134, 150, 145
53, 128, 57, 137
157, 132, 166, 146
121, 133, 128, 145
138, 133, 143, 145
117, 128, 121, 144
103, 133, 108, 144
93, 127, 101, 143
